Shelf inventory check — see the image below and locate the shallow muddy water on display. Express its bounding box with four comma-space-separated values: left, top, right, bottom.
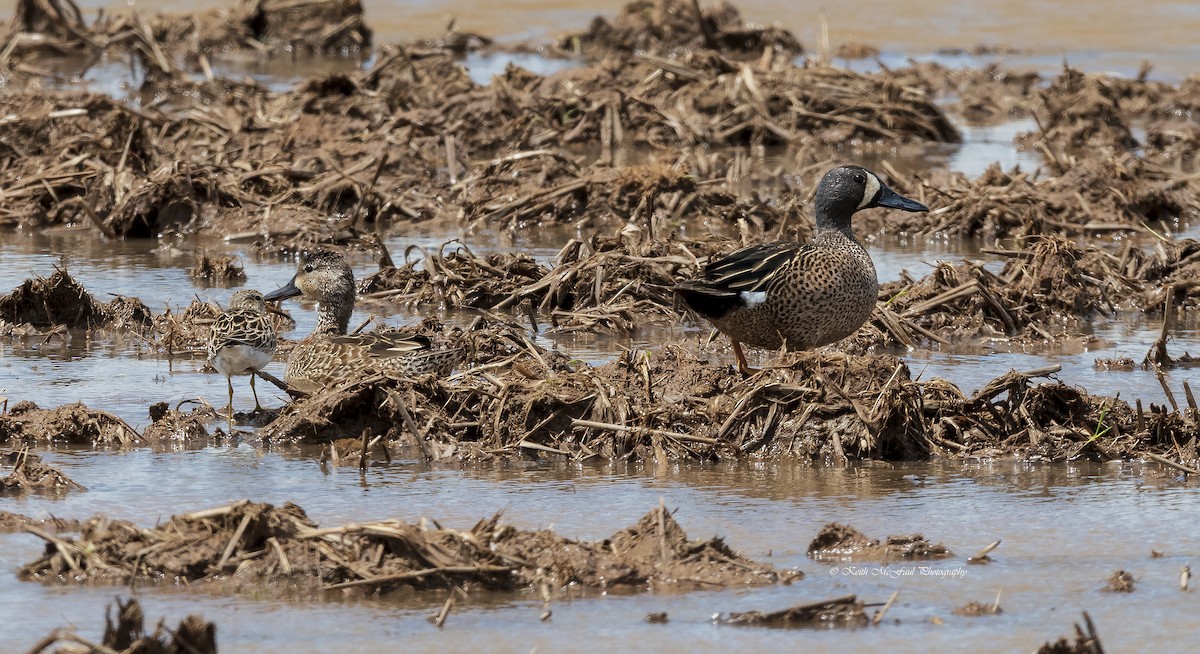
2, 454, 1197, 652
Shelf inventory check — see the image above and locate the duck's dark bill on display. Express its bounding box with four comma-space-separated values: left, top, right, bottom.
263, 277, 302, 301
875, 185, 928, 212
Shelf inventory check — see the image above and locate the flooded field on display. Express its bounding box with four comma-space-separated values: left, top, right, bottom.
2, 0, 1199, 652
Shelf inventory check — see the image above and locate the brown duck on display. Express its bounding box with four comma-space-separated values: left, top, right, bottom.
263, 249, 464, 394
674, 165, 928, 374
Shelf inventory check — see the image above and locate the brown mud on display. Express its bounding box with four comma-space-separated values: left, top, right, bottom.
19, 500, 783, 597
0, 0, 1199, 475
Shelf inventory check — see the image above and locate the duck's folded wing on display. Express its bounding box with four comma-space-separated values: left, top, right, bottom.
329, 333, 433, 358
674, 242, 802, 319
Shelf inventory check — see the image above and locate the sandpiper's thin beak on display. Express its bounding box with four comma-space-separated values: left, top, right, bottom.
874, 184, 928, 212
263, 276, 301, 302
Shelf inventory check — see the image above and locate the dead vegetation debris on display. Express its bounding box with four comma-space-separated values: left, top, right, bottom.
142, 402, 214, 443
25, 596, 216, 654
0, 268, 151, 332
0, 401, 141, 447
256, 323, 1200, 465
19, 500, 780, 597
806, 523, 952, 562
2, 449, 85, 495
557, 0, 803, 59
1018, 66, 1140, 153
863, 157, 1200, 241
188, 252, 247, 283
1103, 569, 1136, 592
1036, 611, 1105, 654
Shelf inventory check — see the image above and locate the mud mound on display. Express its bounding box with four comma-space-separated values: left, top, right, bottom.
143, 403, 214, 443
866, 158, 1199, 241
1, 450, 85, 495
27, 597, 216, 654
266, 329, 1200, 465
897, 62, 1040, 123
0, 268, 104, 328
20, 500, 779, 597
455, 157, 787, 233
1103, 569, 1136, 592
859, 235, 1115, 349
0, 268, 152, 335
722, 595, 867, 628
1019, 66, 1139, 152
189, 253, 247, 283
806, 523, 952, 562
0, 402, 141, 446
559, 0, 803, 59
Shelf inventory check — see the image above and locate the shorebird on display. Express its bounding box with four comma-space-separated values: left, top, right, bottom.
674, 165, 928, 374
207, 289, 278, 430
263, 248, 464, 393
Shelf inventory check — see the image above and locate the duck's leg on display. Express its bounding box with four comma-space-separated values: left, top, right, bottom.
732, 340, 759, 376
226, 376, 235, 432
250, 373, 263, 412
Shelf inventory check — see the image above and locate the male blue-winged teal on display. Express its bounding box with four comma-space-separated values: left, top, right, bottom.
674, 165, 928, 374
207, 289, 278, 429
263, 249, 464, 394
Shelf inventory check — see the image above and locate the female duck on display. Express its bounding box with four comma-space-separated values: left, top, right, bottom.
263, 249, 463, 393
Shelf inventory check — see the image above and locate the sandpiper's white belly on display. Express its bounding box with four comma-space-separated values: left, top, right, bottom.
212, 345, 273, 377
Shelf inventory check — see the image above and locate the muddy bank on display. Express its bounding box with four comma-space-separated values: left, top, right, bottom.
20, 500, 783, 598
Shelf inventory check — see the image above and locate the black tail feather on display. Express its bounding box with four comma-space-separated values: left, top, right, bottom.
674, 283, 743, 320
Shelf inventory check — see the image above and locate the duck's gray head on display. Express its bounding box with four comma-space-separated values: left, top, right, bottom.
814, 165, 928, 229
264, 248, 355, 334
228, 289, 266, 312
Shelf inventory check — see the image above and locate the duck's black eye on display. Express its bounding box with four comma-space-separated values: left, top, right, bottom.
303, 264, 314, 273
854, 173, 866, 184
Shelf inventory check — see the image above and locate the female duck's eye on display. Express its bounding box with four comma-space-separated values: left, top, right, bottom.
303, 264, 314, 273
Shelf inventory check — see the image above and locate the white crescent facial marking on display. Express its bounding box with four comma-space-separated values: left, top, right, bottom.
740, 291, 769, 308
857, 173, 881, 210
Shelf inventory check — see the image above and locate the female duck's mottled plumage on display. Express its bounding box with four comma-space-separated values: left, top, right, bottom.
674, 165, 928, 374
208, 289, 278, 427
263, 249, 464, 394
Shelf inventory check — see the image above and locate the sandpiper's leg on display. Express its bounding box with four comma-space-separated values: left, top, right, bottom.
226, 376, 235, 432
732, 340, 759, 376
250, 373, 263, 412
